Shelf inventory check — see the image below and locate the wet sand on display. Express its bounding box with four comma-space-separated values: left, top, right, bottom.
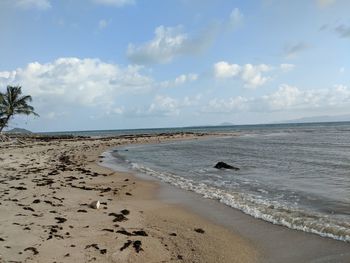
103, 145, 350, 263
0, 133, 257, 263
156, 181, 350, 263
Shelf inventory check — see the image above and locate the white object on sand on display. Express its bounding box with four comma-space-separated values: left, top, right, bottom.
89, 200, 100, 209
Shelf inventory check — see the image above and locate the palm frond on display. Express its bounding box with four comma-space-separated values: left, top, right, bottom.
0, 85, 39, 131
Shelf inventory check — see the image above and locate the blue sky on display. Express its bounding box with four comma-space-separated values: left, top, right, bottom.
0, 0, 350, 132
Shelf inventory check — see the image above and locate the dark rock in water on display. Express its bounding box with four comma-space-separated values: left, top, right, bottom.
214, 162, 239, 170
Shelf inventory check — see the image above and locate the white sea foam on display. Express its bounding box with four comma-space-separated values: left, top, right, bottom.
129, 161, 350, 242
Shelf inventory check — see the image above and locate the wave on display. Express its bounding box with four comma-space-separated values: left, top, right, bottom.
127, 161, 350, 242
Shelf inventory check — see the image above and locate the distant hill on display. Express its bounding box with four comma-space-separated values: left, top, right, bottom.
277, 114, 350, 124
5, 128, 33, 134
219, 122, 235, 126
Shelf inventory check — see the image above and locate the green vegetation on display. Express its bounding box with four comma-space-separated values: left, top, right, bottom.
0, 86, 39, 132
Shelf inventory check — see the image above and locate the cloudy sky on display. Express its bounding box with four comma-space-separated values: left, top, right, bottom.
0, 0, 350, 132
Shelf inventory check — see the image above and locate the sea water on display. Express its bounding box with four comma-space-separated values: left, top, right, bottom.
109, 122, 350, 242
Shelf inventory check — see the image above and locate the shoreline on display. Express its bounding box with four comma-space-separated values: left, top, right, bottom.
0, 133, 257, 263
103, 145, 350, 263
1, 132, 349, 262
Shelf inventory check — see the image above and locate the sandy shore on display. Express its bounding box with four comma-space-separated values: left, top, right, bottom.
0, 133, 258, 263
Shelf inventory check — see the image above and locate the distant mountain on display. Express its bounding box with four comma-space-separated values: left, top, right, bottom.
276, 114, 350, 124
219, 122, 235, 126
5, 128, 33, 134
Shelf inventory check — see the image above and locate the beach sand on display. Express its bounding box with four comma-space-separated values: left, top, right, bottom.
0, 134, 258, 263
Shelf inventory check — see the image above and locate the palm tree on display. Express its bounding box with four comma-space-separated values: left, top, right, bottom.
0, 85, 39, 132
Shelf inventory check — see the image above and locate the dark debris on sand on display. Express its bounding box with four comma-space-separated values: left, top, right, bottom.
194, 228, 205, 234
24, 247, 39, 255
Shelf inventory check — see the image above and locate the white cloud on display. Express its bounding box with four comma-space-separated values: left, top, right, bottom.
126, 9, 245, 65
175, 73, 198, 84
214, 61, 272, 88
44, 111, 68, 120
280, 63, 296, 72
316, 0, 336, 8
160, 73, 198, 88
241, 64, 271, 87
339, 67, 345, 73
98, 19, 109, 29
129, 94, 201, 117
112, 107, 124, 114
205, 96, 249, 113
264, 84, 303, 110
203, 84, 350, 113
183, 94, 202, 107
92, 0, 135, 7
229, 8, 243, 29
127, 26, 187, 64
214, 61, 241, 78
148, 95, 180, 116
0, 71, 13, 78
14, 0, 51, 10
0, 57, 153, 111
127, 23, 219, 64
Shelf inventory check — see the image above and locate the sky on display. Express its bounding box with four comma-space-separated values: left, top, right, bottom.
0, 0, 350, 132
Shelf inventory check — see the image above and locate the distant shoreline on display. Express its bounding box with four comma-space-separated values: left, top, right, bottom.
13, 119, 350, 137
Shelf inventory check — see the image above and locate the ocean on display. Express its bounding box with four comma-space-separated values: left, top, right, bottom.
101, 122, 350, 242
48, 122, 350, 242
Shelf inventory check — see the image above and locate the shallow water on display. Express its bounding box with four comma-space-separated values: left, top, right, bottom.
110, 123, 350, 242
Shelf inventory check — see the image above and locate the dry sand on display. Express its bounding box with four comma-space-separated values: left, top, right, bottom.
0, 133, 258, 263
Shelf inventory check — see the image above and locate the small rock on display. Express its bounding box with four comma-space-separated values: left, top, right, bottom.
89, 200, 100, 209
214, 162, 239, 170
